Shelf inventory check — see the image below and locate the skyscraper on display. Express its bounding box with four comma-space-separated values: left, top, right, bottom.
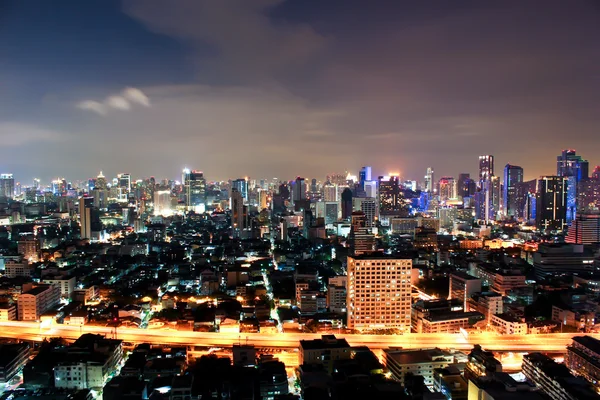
349, 212, 375, 256
78, 196, 98, 240
230, 188, 246, 238
292, 177, 307, 203
183, 169, 206, 211
359, 166, 372, 187
341, 188, 353, 220
232, 178, 248, 201
0, 173, 14, 199
479, 155, 494, 182
503, 164, 524, 218
457, 173, 475, 199
536, 176, 567, 231
438, 176, 456, 201
557, 149, 589, 223
424, 167, 434, 193
378, 175, 407, 219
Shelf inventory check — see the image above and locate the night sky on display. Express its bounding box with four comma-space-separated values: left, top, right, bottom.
1, 0, 600, 184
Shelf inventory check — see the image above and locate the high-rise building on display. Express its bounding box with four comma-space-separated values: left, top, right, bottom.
232, 178, 248, 201
479, 155, 494, 182
360, 197, 377, 228
378, 175, 408, 218
565, 213, 600, 244
117, 173, 131, 202
0, 173, 14, 199
182, 169, 206, 211
346, 255, 412, 332
341, 188, 353, 220
79, 197, 93, 240
323, 183, 337, 202
153, 189, 172, 216
424, 167, 434, 193
438, 176, 456, 201
557, 149, 589, 223
490, 175, 502, 219
536, 176, 568, 231
292, 177, 307, 203
503, 164, 524, 218
230, 188, 247, 238
349, 212, 375, 256
515, 179, 537, 221
457, 173, 475, 199
448, 272, 482, 310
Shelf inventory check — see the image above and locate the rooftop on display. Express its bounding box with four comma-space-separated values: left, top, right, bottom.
300, 335, 350, 350
571, 335, 600, 356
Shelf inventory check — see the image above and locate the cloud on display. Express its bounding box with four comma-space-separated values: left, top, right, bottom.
123, 0, 329, 81
76, 87, 150, 115
0, 123, 64, 147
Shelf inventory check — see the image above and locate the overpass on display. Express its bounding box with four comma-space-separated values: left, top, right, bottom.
0, 321, 594, 353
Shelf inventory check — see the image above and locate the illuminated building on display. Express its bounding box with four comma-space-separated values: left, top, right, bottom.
18, 238, 40, 262
464, 345, 502, 381
117, 173, 131, 202
438, 176, 456, 201
448, 271, 481, 310
557, 149, 589, 223
349, 212, 375, 256
533, 243, 595, 280
0, 173, 14, 199
457, 173, 476, 199
378, 175, 408, 221
52, 178, 67, 196
327, 276, 347, 313
489, 313, 527, 334
359, 166, 372, 183
536, 176, 567, 231
153, 190, 172, 216
565, 213, 600, 244
514, 179, 537, 221
323, 182, 337, 202
479, 155, 494, 182
384, 348, 460, 387
346, 255, 412, 332
522, 352, 599, 400
490, 175, 502, 219
565, 336, 600, 388
360, 197, 377, 227
232, 178, 248, 201
182, 169, 206, 211
466, 292, 503, 323
503, 164, 523, 218
17, 283, 61, 321
424, 167, 435, 193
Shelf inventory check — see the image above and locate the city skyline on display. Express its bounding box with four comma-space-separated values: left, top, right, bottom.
2, 1, 600, 181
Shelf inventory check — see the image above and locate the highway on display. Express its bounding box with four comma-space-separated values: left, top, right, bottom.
0, 321, 595, 353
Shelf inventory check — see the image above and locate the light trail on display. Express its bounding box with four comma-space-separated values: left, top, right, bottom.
0, 321, 596, 353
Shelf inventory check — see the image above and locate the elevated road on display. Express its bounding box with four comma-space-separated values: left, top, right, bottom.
0, 321, 595, 353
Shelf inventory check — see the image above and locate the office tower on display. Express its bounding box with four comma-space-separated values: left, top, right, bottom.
52, 178, 67, 196
278, 183, 290, 201
448, 272, 482, 310
323, 183, 337, 202
116, 173, 131, 202
565, 213, 600, 244
346, 255, 412, 332
479, 155, 494, 182
292, 177, 307, 202
578, 168, 600, 212
310, 178, 318, 193
457, 173, 474, 199
503, 164, 523, 218
557, 150, 589, 223
360, 198, 377, 228
230, 188, 247, 238
258, 189, 268, 210
378, 175, 408, 218
424, 167, 434, 193
359, 166, 372, 192
231, 178, 248, 201
182, 169, 206, 211
341, 188, 353, 220
79, 197, 93, 239
536, 176, 567, 231
153, 189, 172, 216
514, 179, 537, 221
324, 202, 339, 225
349, 212, 375, 256
363, 180, 377, 198
438, 176, 456, 201
0, 173, 14, 199
490, 175, 502, 219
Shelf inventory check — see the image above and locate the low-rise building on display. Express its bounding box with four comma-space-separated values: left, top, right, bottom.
384, 348, 463, 387
41, 276, 76, 299
0, 303, 17, 320
0, 343, 30, 384
18, 284, 61, 321
466, 292, 503, 322
522, 352, 599, 400
566, 335, 600, 387
299, 335, 351, 373
489, 313, 527, 335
